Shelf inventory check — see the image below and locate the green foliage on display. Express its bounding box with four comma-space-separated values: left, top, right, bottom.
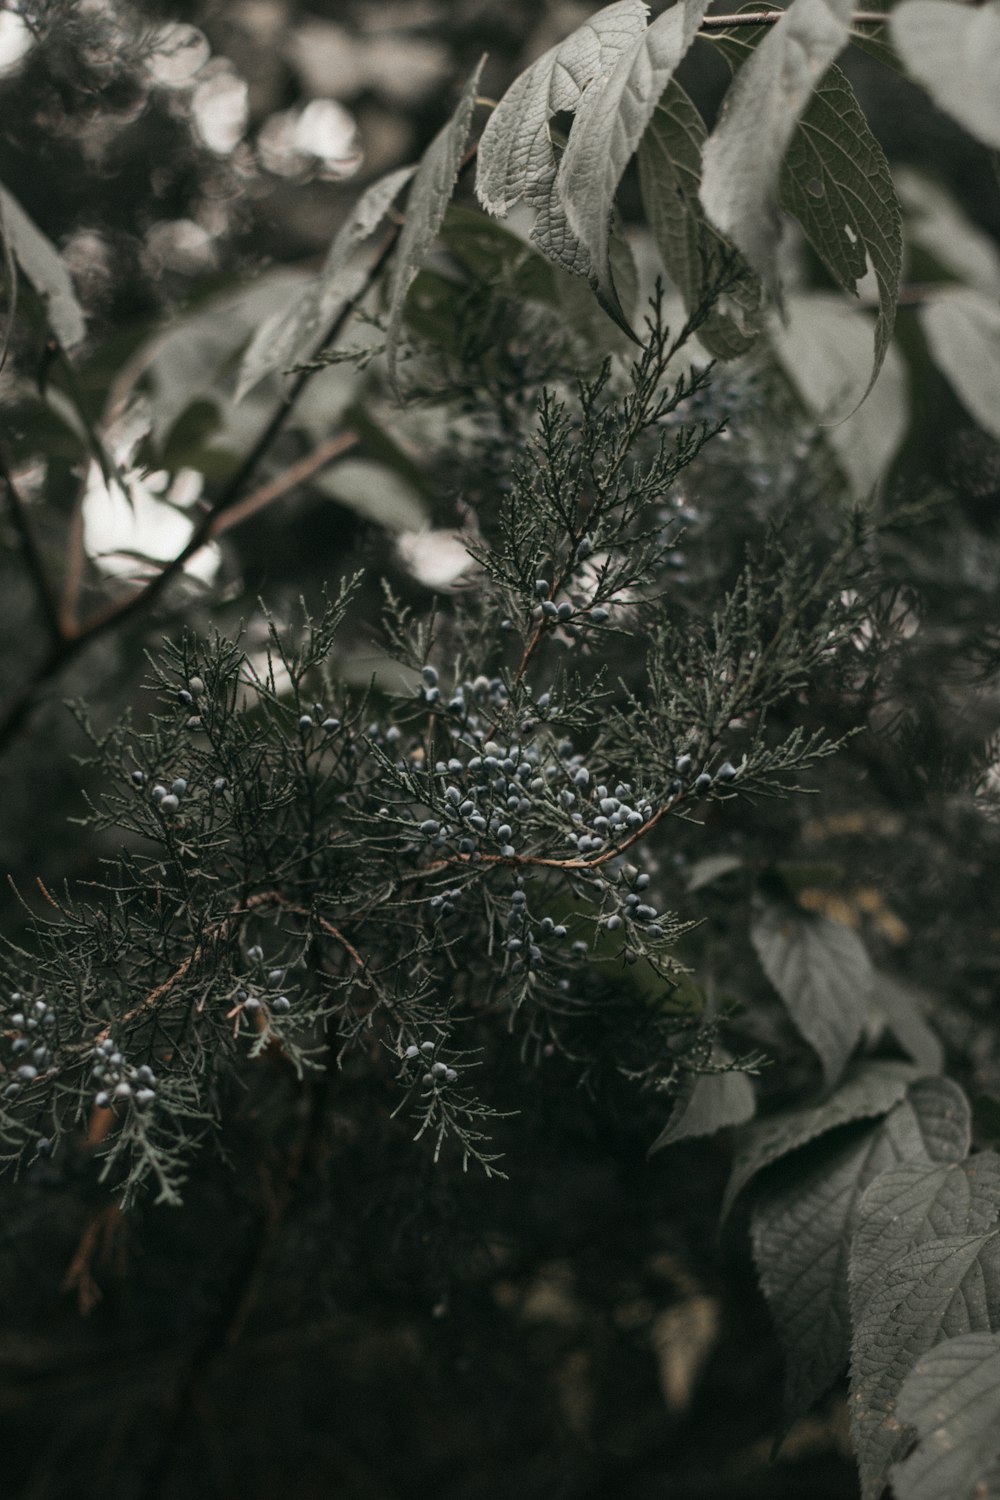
1, 3, 1000, 1495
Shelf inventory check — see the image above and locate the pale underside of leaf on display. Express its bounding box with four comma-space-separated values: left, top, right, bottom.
891, 0, 1000, 151
918, 289, 1000, 442
475, 0, 650, 216
751, 901, 873, 1089
557, 0, 711, 328
700, 0, 855, 293
892, 1331, 1000, 1500
386, 58, 485, 394
636, 80, 761, 359
0, 183, 86, 349
721, 1058, 922, 1220
849, 1229, 1000, 1500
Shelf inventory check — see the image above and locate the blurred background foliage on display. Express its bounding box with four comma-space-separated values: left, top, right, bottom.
1, 2, 999, 1497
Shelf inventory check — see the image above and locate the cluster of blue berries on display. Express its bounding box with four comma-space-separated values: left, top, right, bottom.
131, 769, 228, 809
3, 991, 56, 1098
91, 1038, 157, 1110
296, 702, 341, 737
235, 947, 291, 1017
504, 879, 568, 976
402, 1039, 458, 1088
531, 575, 610, 632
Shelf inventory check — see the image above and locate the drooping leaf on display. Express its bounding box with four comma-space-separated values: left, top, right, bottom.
236, 163, 417, 402
769, 293, 908, 495
685, 853, 744, 891
751, 899, 873, 1088
722, 1059, 922, 1220
649, 1048, 756, 1152
312, 458, 427, 532
700, 0, 855, 294
751, 1079, 971, 1428
636, 80, 762, 359
475, 0, 650, 217
871, 972, 944, 1074
0, 192, 17, 370
0, 182, 86, 349
778, 64, 903, 403
557, 0, 711, 328
918, 289, 1000, 441
386, 59, 484, 393
892, 1331, 1000, 1500
896, 168, 1000, 297
891, 0, 1000, 151
849, 1208, 1000, 1500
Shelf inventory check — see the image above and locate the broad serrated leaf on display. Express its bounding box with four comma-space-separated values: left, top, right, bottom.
722, 1059, 921, 1220
557, 0, 711, 329
752, 899, 873, 1088
850, 1151, 999, 1324
850, 1223, 1000, 1500
891, 0, 1000, 151
768, 293, 908, 495
0, 183, 85, 348
918, 288, 1000, 441
636, 80, 762, 359
386, 60, 484, 393
892, 1331, 1000, 1500
649, 1048, 756, 1152
236, 163, 416, 402
475, 0, 649, 216
700, 0, 855, 295
872, 973, 944, 1075
751, 1081, 971, 1428
778, 64, 902, 404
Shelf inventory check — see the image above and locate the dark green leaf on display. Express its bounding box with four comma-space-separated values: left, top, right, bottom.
871, 973, 944, 1074
752, 900, 873, 1088
312, 458, 427, 532
637, 80, 761, 359
778, 64, 903, 404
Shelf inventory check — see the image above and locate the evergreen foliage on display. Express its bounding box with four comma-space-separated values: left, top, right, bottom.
1, 2, 999, 1496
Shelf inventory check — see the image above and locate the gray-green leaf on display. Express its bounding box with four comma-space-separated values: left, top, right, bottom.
386, 59, 484, 393
557, 0, 711, 328
236, 162, 417, 403
918, 288, 1000, 441
0, 183, 86, 349
752, 1081, 966, 1430
892, 1331, 1000, 1500
700, 0, 855, 293
636, 79, 761, 359
649, 1049, 756, 1152
891, 0, 1000, 151
850, 1222, 1000, 1500
475, 0, 649, 217
722, 1058, 922, 1220
751, 900, 873, 1088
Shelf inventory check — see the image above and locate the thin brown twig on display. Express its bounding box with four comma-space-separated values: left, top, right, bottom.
697, 7, 886, 25
206, 430, 359, 540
